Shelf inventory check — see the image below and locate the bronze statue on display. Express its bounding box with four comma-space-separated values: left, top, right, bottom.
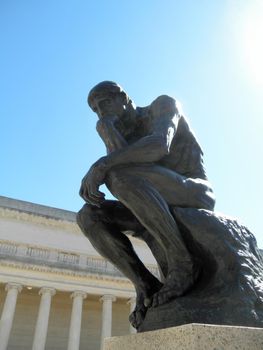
77, 81, 263, 331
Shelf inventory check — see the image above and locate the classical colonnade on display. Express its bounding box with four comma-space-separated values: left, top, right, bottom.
0, 283, 136, 350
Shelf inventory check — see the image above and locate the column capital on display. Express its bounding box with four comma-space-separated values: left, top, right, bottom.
5, 282, 23, 293
100, 294, 116, 303
70, 291, 87, 300
127, 296, 136, 305
39, 287, 56, 297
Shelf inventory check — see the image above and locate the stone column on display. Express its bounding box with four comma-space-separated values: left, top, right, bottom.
32, 287, 56, 350
127, 297, 137, 334
0, 283, 22, 350
67, 291, 87, 350
100, 294, 116, 350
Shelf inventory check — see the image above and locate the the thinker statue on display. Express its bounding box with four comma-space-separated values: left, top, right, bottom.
77, 81, 263, 331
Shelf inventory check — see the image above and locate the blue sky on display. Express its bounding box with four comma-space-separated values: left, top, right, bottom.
1, 1, 263, 246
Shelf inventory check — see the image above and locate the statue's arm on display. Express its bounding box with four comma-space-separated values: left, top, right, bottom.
96, 116, 127, 153
79, 96, 179, 205
103, 115, 177, 169
102, 95, 179, 168
79, 116, 129, 205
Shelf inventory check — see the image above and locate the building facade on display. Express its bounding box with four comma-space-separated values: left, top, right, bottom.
0, 196, 158, 350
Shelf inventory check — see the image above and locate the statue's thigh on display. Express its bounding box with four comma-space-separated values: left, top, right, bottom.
113, 165, 208, 208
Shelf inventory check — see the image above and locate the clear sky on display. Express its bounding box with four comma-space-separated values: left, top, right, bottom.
1, 1, 263, 246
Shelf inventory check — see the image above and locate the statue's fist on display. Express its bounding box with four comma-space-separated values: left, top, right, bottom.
79, 157, 107, 206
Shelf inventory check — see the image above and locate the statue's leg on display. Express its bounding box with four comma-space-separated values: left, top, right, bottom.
106, 165, 215, 307
77, 201, 162, 327
103, 201, 169, 281
139, 229, 168, 282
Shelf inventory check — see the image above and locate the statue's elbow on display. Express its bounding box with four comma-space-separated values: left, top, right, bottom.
146, 135, 170, 157
158, 139, 170, 157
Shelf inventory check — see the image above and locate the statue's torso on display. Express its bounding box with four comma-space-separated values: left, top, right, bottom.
158, 116, 207, 180
129, 106, 208, 180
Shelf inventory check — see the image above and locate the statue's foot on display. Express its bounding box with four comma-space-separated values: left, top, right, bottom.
130, 280, 163, 329
129, 302, 147, 330
151, 266, 198, 308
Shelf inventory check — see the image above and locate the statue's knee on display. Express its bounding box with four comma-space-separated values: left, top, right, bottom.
77, 204, 98, 230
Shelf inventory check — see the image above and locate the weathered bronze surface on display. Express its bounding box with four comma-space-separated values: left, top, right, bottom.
77, 81, 263, 331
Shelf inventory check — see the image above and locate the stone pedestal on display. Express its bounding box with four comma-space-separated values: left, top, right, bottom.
103, 323, 263, 350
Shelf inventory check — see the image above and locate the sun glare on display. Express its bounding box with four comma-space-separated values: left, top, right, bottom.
240, 2, 263, 86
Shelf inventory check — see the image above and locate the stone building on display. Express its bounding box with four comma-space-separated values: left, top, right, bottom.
0, 196, 158, 350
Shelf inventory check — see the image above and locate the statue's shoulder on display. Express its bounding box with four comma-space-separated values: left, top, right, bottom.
148, 95, 179, 120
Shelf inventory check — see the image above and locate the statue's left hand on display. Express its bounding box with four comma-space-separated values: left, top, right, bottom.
79, 157, 107, 206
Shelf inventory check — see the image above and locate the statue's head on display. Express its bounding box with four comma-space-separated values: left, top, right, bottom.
87, 81, 133, 119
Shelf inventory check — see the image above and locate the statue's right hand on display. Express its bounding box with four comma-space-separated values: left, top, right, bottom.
96, 116, 127, 153
79, 158, 107, 206
96, 116, 118, 137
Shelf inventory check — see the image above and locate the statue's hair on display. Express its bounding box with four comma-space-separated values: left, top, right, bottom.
87, 81, 132, 112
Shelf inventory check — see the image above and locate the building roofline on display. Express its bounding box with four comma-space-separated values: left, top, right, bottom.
0, 195, 76, 222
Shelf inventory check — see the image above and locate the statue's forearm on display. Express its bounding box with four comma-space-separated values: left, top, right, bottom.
104, 135, 168, 170
105, 127, 127, 153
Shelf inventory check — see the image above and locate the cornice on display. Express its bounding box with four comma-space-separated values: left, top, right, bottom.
0, 267, 136, 298
0, 259, 131, 284
0, 195, 76, 221
0, 207, 79, 233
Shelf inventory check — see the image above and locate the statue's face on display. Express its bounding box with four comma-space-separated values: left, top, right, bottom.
93, 94, 126, 119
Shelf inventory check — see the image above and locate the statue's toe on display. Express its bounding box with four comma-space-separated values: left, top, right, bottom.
129, 305, 147, 329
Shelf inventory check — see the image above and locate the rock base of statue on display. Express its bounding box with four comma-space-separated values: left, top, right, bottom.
139, 209, 263, 332
103, 323, 263, 350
